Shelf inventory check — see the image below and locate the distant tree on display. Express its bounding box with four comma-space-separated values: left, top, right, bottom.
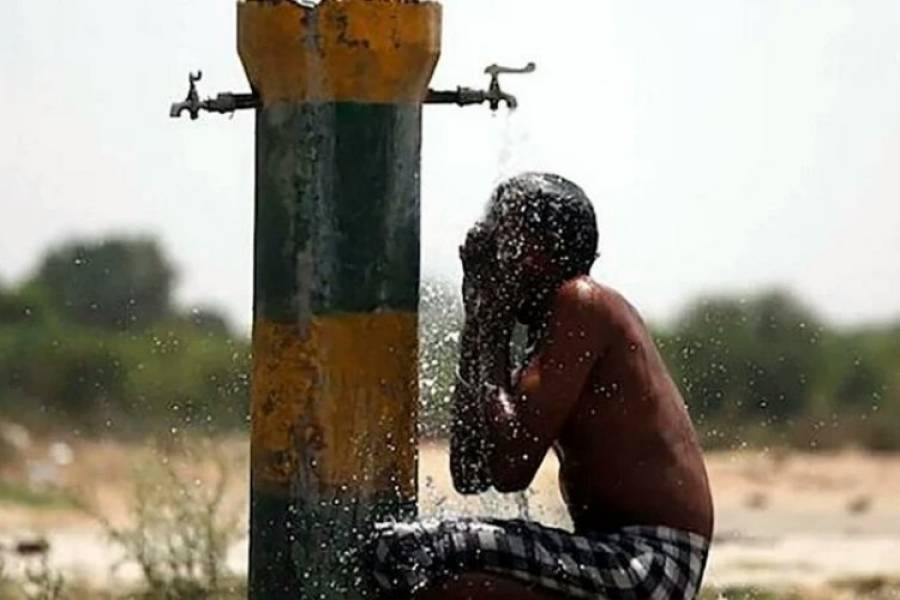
180, 306, 233, 337
742, 291, 825, 418
0, 285, 19, 325
33, 237, 175, 331
0, 236, 252, 436
664, 291, 825, 423
825, 326, 895, 410
0, 284, 55, 326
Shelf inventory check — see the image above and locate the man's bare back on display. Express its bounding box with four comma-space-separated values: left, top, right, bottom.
547, 278, 713, 538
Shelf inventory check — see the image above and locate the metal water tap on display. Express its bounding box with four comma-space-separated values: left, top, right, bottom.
169, 71, 259, 120
171, 62, 536, 117
169, 71, 203, 119
484, 62, 536, 110
426, 62, 536, 111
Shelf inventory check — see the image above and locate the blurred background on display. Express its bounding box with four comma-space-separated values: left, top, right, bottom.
2, 0, 899, 598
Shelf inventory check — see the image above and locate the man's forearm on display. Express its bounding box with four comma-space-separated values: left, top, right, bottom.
449, 313, 492, 493
478, 315, 513, 390
476, 313, 524, 451
476, 312, 540, 491
458, 311, 480, 382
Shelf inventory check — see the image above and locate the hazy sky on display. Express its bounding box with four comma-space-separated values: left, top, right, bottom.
3, 0, 900, 332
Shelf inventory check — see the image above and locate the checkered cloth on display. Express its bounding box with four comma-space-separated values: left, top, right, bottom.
370, 518, 709, 599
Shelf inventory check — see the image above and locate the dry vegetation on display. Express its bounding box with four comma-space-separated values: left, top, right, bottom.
0, 437, 247, 599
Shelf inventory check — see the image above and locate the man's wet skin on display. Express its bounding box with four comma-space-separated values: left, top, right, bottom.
545, 277, 713, 538
468, 264, 713, 540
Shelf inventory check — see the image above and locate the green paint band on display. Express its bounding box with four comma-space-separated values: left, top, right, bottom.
254, 102, 422, 322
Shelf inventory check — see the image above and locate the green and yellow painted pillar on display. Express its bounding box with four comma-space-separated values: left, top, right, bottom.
238, 1, 441, 597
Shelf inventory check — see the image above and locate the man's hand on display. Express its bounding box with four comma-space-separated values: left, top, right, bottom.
461, 224, 523, 317
460, 222, 493, 274
460, 223, 495, 315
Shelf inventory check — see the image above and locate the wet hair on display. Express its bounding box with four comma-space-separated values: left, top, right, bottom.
486, 172, 599, 278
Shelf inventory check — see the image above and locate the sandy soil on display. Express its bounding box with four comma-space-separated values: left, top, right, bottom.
1, 437, 900, 591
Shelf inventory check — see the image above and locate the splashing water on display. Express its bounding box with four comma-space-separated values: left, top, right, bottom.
416, 111, 546, 526
494, 110, 532, 184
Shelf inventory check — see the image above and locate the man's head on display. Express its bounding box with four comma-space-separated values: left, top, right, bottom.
472, 172, 598, 322
486, 172, 597, 277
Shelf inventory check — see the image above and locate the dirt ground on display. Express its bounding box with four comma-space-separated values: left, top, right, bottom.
1, 436, 900, 595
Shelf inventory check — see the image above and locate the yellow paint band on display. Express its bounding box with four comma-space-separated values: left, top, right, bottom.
238, 0, 442, 105
251, 312, 418, 500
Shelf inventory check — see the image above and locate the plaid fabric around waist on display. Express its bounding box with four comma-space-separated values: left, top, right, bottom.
371, 518, 709, 599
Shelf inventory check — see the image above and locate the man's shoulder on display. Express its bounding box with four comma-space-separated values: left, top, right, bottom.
556, 276, 621, 313
548, 277, 608, 332
554, 277, 643, 330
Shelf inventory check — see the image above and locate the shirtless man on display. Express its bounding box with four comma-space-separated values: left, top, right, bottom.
372, 173, 714, 599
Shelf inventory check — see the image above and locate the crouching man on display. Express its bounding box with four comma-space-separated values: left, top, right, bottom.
371, 173, 714, 599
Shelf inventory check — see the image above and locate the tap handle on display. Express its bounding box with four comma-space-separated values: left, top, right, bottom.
484, 62, 535, 110
484, 62, 537, 78
170, 70, 204, 120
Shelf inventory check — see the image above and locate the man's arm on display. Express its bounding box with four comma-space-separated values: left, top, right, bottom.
449, 306, 493, 494
449, 228, 496, 494
478, 279, 604, 493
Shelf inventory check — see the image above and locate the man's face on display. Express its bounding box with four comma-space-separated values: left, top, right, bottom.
492, 219, 556, 320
